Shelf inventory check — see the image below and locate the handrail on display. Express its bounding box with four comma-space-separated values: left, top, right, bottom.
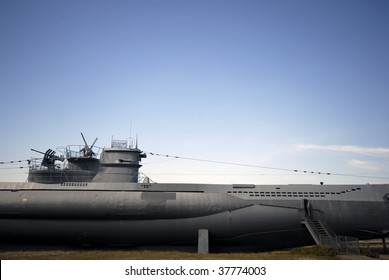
301, 208, 360, 254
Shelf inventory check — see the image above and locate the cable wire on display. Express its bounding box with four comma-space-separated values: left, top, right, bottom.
147, 152, 389, 180
0, 159, 30, 164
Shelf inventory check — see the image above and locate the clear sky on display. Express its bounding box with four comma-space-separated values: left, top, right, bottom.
1, 0, 388, 185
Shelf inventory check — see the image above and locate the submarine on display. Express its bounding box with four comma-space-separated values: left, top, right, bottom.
0, 133, 388, 252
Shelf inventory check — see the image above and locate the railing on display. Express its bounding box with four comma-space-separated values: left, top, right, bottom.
302, 209, 360, 255
314, 212, 360, 254
65, 145, 101, 158
336, 236, 360, 254
28, 158, 64, 171
313, 211, 337, 238
111, 140, 128, 148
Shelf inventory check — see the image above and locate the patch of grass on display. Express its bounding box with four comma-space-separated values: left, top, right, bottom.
290, 245, 337, 257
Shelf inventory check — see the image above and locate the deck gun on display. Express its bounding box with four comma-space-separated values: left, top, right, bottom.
31, 148, 64, 170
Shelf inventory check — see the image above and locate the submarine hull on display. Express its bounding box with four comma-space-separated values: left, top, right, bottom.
0, 182, 389, 250
0, 204, 310, 249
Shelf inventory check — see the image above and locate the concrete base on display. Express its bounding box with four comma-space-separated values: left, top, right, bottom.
198, 229, 209, 254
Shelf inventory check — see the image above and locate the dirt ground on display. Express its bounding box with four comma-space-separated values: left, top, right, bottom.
1, 245, 387, 260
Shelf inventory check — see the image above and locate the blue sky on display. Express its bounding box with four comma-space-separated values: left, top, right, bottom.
1, 0, 388, 184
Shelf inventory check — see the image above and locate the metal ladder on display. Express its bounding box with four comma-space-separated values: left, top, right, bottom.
301, 214, 337, 247
301, 211, 360, 254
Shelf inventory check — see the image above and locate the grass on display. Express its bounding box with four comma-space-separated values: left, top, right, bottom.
2, 243, 388, 260
290, 245, 337, 257
0, 246, 342, 260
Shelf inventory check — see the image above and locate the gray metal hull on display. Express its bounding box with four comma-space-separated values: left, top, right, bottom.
0, 182, 388, 250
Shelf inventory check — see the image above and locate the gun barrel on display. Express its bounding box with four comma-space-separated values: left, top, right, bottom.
31, 149, 45, 155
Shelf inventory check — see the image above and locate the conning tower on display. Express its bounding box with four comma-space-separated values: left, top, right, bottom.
92, 139, 146, 183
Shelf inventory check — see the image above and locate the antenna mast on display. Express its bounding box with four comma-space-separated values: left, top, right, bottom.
130, 120, 132, 144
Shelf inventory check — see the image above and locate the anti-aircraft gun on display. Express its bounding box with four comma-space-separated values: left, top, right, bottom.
65, 133, 100, 176
28, 133, 100, 184
80, 133, 98, 158
30, 148, 64, 171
